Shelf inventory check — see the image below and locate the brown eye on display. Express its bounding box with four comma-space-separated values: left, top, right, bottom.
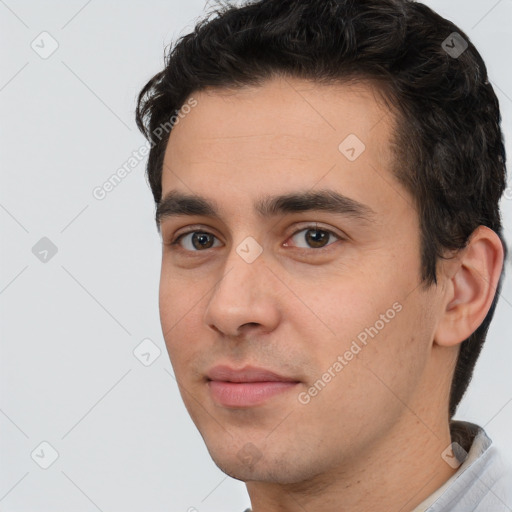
172, 231, 222, 251
288, 227, 341, 249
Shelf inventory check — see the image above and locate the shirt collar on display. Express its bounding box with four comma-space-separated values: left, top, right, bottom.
411, 420, 492, 511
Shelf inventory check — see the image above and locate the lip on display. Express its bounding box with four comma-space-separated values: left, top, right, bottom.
207, 365, 299, 383
206, 365, 300, 407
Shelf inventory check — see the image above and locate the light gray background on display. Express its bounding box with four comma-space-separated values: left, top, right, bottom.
1, 1, 511, 511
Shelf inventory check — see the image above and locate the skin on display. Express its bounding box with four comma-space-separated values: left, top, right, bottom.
157, 76, 503, 511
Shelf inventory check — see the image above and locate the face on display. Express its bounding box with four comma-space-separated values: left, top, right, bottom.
158, 77, 444, 484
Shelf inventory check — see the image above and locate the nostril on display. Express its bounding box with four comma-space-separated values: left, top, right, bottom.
242, 322, 260, 328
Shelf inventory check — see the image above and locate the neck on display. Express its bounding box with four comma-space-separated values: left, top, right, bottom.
245, 412, 458, 512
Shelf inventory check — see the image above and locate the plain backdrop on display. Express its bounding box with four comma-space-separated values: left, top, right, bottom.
1, 1, 511, 511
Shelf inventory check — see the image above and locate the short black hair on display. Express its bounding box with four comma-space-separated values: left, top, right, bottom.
135, 0, 508, 419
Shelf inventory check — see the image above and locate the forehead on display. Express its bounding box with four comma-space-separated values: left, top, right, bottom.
161, 77, 408, 220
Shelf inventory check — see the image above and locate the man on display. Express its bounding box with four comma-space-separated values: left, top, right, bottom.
135, 0, 512, 510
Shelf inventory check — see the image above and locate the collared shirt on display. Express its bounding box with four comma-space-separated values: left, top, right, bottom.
412, 421, 512, 511
242, 421, 512, 512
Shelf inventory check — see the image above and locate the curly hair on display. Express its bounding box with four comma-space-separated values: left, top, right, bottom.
135, 0, 508, 418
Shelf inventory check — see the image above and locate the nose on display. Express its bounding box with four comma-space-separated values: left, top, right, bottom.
203, 245, 282, 339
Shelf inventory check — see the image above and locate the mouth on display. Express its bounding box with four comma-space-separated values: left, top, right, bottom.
206, 365, 301, 408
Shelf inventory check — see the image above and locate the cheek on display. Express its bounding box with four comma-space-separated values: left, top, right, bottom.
294, 254, 424, 378
317, 285, 430, 412
296, 301, 428, 449
159, 271, 203, 368
292, 265, 393, 343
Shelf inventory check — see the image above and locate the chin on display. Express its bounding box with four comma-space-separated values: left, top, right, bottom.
206, 446, 317, 485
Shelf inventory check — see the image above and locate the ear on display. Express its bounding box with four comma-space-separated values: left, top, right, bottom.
434, 226, 504, 347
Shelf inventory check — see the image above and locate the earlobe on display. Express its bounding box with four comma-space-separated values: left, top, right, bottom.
434, 226, 504, 348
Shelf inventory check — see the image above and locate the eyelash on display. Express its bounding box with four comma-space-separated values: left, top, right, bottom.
168, 224, 343, 253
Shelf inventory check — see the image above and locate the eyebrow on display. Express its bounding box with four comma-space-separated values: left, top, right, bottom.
155, 189, 376, 230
